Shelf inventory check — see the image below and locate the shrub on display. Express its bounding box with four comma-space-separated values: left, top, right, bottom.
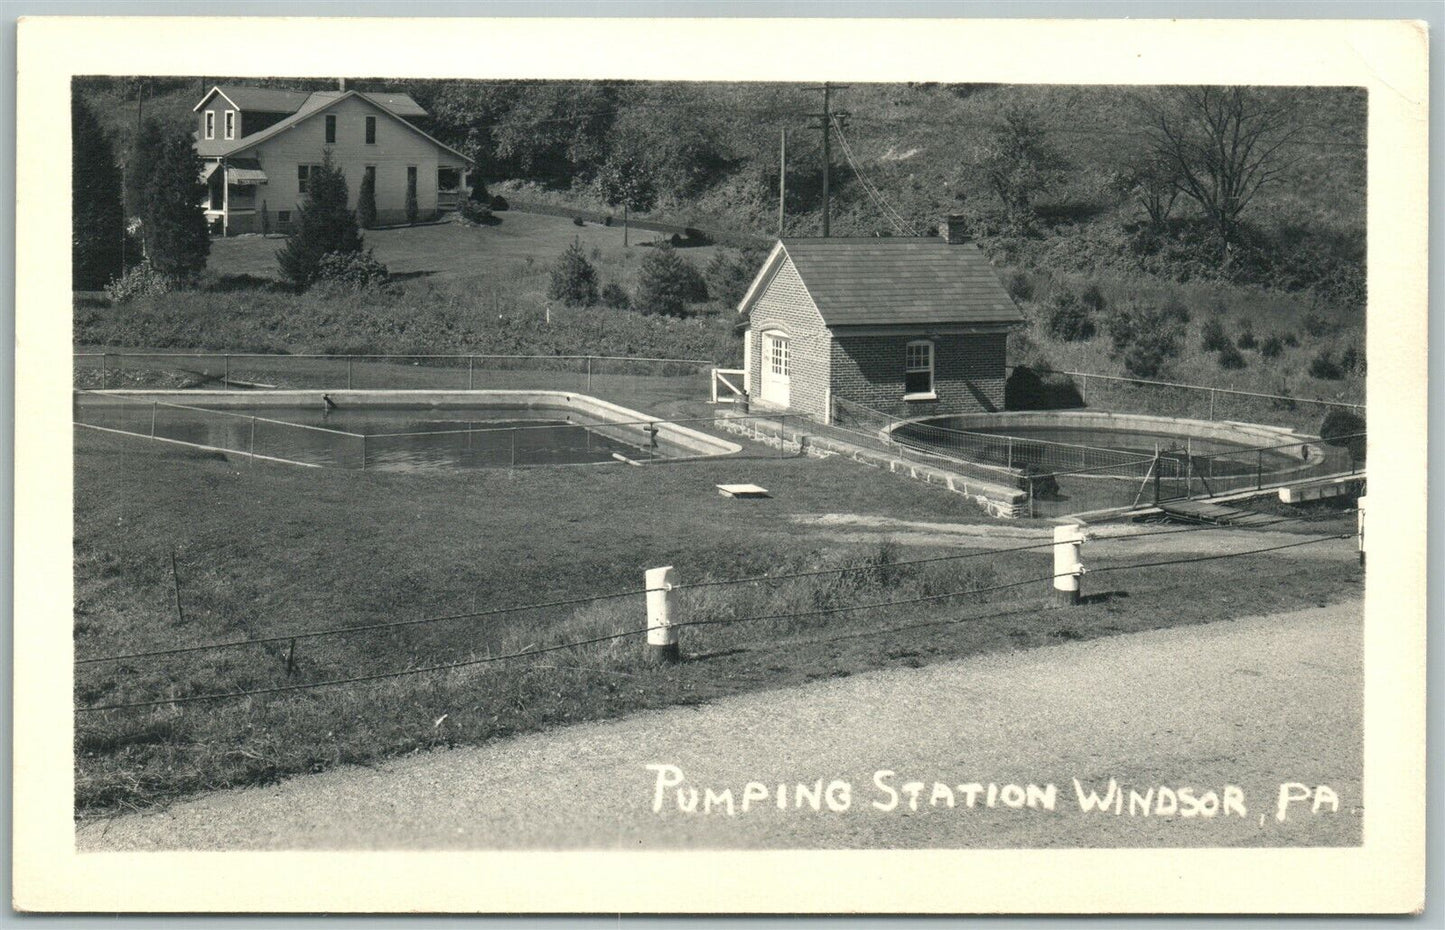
103, 260, 174, 303
1004, 270, 1033, 302
1217, 342, 1247, 370
1123, 325, 1181, 379
314, 249, 389, 291
1308, 350, 1344, 380
1237, 324, 1258, 350
547, 240, 600, 307
1282, 332, 1300, 347
1079, 283, 1106, 314
1302, 311, 1337, 338
1045, 292, 1095, 342
1340, 344, 1365, 375
357, 170, 378, 230
1200, 318, 1230, 352
1104, 306, 1137, 353
1160, 297, 1191, 326
1260, 335, 1284, 359
1319, 409, 1366, 462
404, 185, 419, 226
458, 198, 494, 224
572, 216, 586, 227
276, 152, 363, 288
469, 174, 490, 203
490, 195, 509, 211
635, 243, 707, 317
600, 281, 631, 310
260, 200, 271, 237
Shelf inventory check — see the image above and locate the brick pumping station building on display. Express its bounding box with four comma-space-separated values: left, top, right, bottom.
738, 216, 1026, 424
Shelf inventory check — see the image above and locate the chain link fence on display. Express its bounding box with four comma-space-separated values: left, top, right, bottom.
74, 352, 715, 409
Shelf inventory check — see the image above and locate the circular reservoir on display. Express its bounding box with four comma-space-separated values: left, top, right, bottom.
886, 410, 1326, 481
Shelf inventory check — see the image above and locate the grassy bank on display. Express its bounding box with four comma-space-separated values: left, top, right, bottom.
74, 428, 1361, 814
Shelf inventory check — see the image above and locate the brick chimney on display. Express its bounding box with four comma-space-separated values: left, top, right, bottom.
941, 214, 970, 244
339, 77, 348, 92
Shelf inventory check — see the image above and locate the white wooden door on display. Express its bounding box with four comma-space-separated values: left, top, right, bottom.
760, 331, 790, 408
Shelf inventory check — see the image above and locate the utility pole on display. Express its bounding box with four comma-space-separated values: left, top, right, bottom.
778, 129, 787, 237
807, 83, 848, 237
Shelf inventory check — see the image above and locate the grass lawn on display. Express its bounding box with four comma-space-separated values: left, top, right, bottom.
73, 426, 1362, 815
207, 211, 724, 284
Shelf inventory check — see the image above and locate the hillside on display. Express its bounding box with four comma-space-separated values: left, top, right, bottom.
73, 77, 1367, 407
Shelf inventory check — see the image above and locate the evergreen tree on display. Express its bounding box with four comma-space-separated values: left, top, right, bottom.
277, 151, 362, 287
547, 239, 599, 307
404, 183, 419, 226
357, 170, 378, 229
635, 243, 707, 317
131, 119, 210, 281
72, 97, 125, 289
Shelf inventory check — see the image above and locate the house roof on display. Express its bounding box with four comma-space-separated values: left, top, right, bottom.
193, 90, 472, 166
194, 85, 316, 114
307, 89, 429, 118
738, 237, 1025, 328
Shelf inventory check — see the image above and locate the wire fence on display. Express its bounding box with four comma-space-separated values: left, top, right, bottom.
73, 391, 796, 470
1011, 366, 1364, 434
73, 352, 717, 408
1022, 433, 1366, 518
75, 518, 1360, 714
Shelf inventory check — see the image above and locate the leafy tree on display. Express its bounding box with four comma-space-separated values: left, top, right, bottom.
491, 82, 620, 182
703, 248, 765, 308
277, 151, 362, 287
1141, 86, 1301, 258
970, 103, 1068, 229
547, 239, 599, 307
72, 96, 126, 289
597, 146, 657, 248
130, 119, 210, 281
357, 169, 378, 229
635, 243, 707, 317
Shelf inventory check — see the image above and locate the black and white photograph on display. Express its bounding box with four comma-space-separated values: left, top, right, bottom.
12, 14, 1429, 914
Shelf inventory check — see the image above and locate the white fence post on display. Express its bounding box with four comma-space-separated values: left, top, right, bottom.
1357, 494, 1366, 567
1053, 524, 1086, 606
645, 565, 680, 664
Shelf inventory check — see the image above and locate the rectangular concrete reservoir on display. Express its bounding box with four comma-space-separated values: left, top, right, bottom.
73, 390, 742, 470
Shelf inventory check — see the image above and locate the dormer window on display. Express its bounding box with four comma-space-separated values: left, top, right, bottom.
204, 110, 215, 140
224, 110, 235, 140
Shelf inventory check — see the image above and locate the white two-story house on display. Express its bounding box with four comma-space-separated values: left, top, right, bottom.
193, 83, 474, 235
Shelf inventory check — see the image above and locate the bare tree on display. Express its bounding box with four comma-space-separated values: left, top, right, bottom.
1142, 86, 1301, 257
1115, 147, 1180, 228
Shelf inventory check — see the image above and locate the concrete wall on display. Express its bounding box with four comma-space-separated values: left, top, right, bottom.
830, 332, 1007, 418
746, 256, 831, 419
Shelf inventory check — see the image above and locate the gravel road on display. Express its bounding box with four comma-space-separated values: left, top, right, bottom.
78, 599, 1362, 851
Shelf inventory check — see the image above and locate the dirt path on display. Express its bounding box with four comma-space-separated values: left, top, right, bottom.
78, 599, 1362, 851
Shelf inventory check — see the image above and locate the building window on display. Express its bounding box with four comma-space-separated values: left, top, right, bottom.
298, 164, 323, 195
365, 116, 376, 144
204, 110, 215, 140
769, 335, 790, 377
224, 110, 235, 140
277, 210, 292, 227
905, 340, 934, 398
325, 114, 337, 144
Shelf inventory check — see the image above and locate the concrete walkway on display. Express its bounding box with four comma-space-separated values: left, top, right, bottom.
78, 599, 1362, 851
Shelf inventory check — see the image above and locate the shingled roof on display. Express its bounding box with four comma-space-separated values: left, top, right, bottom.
740, 237, 1025, 328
